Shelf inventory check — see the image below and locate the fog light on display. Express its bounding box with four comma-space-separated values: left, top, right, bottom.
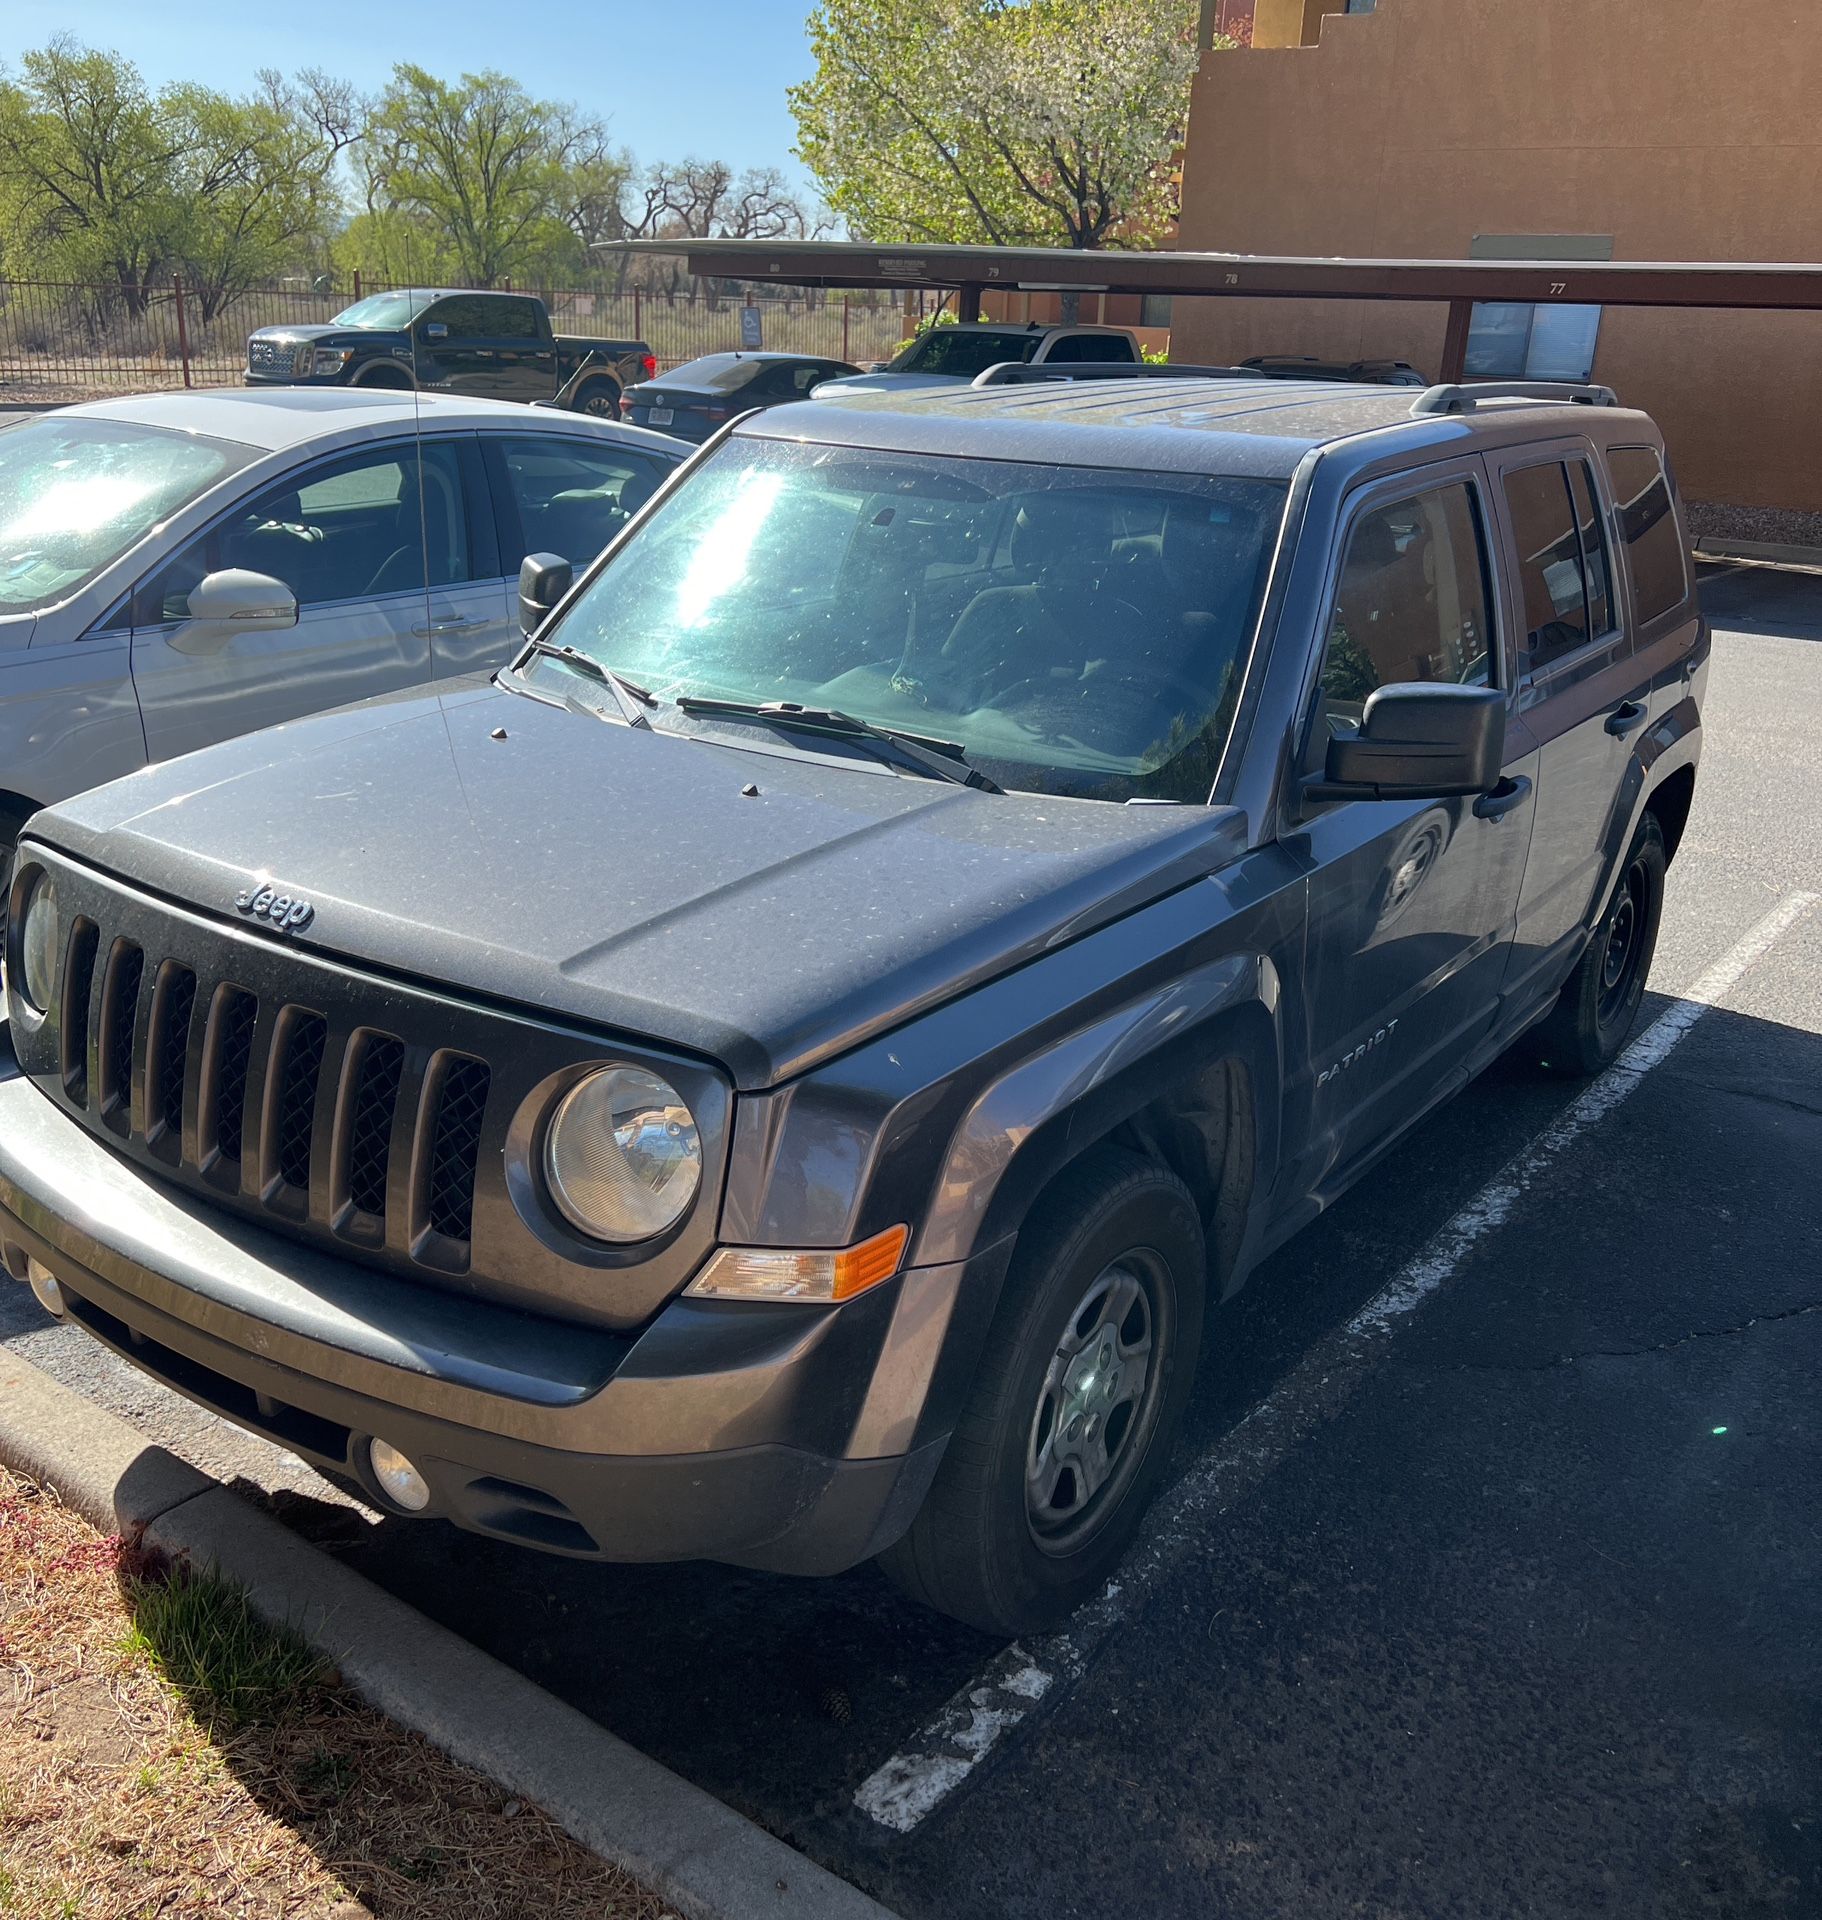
25, 1258, 64, 1318
368, 1438, 431, 1512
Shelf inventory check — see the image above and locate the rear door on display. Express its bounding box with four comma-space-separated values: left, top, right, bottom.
486, 295, 559, 402
1487, 443, 1652, 1010
1292, 460, 1538, 1192
128, 438, 469, 762
484, 433, 680, 586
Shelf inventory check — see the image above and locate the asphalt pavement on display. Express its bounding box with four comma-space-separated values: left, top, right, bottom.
5, 560, 1818, 1919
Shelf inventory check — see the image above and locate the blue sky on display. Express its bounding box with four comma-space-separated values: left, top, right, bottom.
4, 0, 817, 189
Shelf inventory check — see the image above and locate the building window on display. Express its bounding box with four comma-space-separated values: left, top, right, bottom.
1466, 234, 1611, 384
1465, 303, 1604, 381
1345, 0, 1378, 11
1140, 294, 1174, 329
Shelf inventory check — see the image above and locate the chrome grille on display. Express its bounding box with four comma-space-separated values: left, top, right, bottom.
247, 337, 305, 375
54, 931, 488, 1263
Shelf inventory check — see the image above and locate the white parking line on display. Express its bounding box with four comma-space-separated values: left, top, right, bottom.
853, 889, 1820, 1834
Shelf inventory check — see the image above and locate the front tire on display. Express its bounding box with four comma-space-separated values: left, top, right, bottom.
1533, 812, 1666, 1076
880, 1146, 1205, 1636
353, 363, 415, 391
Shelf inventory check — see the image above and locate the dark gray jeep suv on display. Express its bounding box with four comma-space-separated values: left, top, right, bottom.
1, 372, 1705, 1635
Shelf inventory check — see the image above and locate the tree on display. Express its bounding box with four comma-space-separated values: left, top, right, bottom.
358, 66, 600, 287
0, 39, 352, 315
790, 0, 1214, 250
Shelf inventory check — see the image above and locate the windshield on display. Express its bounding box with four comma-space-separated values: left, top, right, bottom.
534, 437, 1285, 802
0, 418, 251, 616
331, 290, 438, 330
892, 328, 1044, 378
661, 353, 760, 392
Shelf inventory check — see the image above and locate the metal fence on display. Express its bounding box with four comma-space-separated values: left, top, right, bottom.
0, 276, 929, 405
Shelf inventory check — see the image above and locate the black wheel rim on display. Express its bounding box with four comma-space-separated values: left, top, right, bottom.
1025, 1251, 1172, 1556
582, 392, 616, 415
1597, 857, 1648, 1025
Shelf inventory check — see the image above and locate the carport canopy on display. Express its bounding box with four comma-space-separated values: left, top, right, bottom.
608, 237, 1822, 381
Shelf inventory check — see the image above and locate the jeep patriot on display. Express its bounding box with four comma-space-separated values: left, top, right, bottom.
0, 372, 1705, 1634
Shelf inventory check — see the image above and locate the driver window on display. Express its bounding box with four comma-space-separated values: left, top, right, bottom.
136, 441, 470, 622
1317, 480, 1495, 745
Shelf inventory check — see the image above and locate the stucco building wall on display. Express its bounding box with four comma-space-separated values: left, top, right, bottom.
1171, 0, 1822, 525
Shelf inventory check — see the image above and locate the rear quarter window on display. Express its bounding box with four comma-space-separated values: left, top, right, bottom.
1606, 446, 1689, 626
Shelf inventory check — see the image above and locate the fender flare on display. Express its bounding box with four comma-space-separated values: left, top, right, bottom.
911, 950, 1284, 1289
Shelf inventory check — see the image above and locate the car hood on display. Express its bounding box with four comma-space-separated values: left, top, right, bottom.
248, 324, 381, 348
812, 371, 965, 398
32, 682, 1247, 1089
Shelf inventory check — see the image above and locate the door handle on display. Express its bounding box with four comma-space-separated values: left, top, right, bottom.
412, 618, 489, 637
1473, 774, 1532, 822
1605, 699, 1648, 738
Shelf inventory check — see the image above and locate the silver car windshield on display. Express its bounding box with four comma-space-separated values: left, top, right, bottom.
0, 418, 252, 616
538, 437, 1287, 802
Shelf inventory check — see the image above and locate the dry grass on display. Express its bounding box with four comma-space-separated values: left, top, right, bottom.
0, 1469, 673, 1920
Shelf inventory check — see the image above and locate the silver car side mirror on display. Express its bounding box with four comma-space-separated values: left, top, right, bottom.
422, 321, 449, 342
169, 569, 299, 654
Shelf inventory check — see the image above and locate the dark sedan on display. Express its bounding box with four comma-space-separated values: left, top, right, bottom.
620, 352, 860, 441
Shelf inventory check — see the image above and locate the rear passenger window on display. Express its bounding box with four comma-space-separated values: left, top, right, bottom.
1318, 480, 1495, 733
1607, 446, 1688, 625
1503, 458, 1615, 672
1045, 334, 1133, 364
496, 437, 669, 569
1566, 460, 1612, 636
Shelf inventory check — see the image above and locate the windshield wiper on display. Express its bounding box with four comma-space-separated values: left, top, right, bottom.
522, 639, 655, 730
673, 698, 1003, 794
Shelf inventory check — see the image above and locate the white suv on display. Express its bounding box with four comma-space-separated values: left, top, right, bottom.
813, 322, 1140, 398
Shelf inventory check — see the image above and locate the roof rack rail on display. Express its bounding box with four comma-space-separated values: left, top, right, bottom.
970, 361, 1271, 388
1411, 380, 1620, 416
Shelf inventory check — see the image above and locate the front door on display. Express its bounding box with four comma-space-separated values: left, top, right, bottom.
1290, 463, 1538, 1198
1488, 445, 1651, 1011
127, 439, 476, 763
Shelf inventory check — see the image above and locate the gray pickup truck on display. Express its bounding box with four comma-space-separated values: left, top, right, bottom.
1, 371, 1705, 1635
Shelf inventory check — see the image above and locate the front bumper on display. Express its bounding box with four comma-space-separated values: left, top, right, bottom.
0, 1067, 1008, 1574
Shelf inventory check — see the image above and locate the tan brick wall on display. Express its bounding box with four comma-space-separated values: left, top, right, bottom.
1173, 0, 1822, 512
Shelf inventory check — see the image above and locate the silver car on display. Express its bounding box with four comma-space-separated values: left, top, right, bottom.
0, 390, 687, 871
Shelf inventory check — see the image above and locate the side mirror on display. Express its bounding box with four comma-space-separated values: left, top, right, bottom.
1309, 683, 1505, 801
518, 551, 572, 637
422, 320, 449, 342
168, 569, 298, 654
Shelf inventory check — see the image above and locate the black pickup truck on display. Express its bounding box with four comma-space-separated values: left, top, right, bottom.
246, 289, 655, 418
2, 370, 1705, 1635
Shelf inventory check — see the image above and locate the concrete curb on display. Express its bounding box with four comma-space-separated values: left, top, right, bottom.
0, 1348, 901, 1920
1694, 535, 1822, 573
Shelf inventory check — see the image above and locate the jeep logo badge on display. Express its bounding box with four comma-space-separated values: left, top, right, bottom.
234, 883, 314, 933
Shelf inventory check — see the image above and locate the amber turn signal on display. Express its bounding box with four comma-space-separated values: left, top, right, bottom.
685, 1224, 911, 1304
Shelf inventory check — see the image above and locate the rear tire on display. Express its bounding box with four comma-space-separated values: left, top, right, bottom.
1532, 812, 1666, 1076
571, 377, 621, 418
880, 1146, 1206, 1636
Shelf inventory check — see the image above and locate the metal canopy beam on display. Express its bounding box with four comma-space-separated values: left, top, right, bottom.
608, 237, 1822, 312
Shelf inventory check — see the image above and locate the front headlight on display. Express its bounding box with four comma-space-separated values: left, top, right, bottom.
543, 1066, 701, 1242
15, 869, 59, 1015
312, 347, 354, 376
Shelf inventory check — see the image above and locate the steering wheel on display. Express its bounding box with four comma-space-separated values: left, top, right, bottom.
982, 661, 1216, 727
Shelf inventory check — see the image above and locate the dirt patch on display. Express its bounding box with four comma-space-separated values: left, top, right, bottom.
0, 1469, 675, 1919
